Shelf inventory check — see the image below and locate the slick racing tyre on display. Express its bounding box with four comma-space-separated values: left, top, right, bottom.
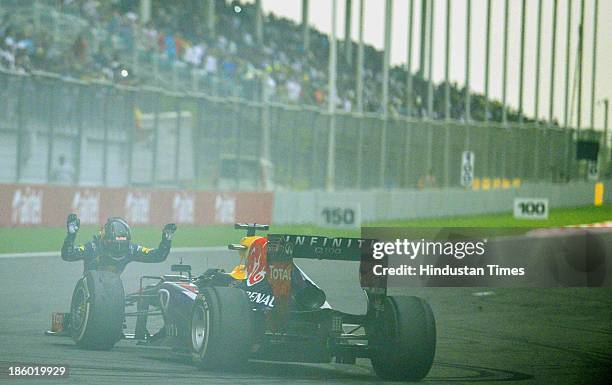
191, 287, 253, 370
369, 296, 436, 381
70, 270, 125, 350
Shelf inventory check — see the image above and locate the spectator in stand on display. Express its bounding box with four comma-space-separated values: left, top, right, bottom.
163, 30, 176, 62
204, 50, 218, 75
184, 42, 205, 68
286, 77, 301, 103
0, 38, 15, 70
52, 155, 76, 185
71, 32, 89, 74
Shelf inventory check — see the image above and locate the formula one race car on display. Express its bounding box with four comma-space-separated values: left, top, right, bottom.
47, 224, 436, 381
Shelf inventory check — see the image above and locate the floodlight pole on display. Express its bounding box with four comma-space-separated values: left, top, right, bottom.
356, 0, 365, 112
344, 0, 353, 64
255, 0, 263, 45
589, 0, 599, 129
464, 0, 471, 122
502, 0, 509, 126
534, 0, 542, 124
302, 0, 310, 51
207, 0, 215, 39
484, 0, 491, 122
604, 99, 609, 135
326, 0, 338, 191
600, 98, 609, 178
548, 0, 558, 126
140, 0, 151, 24
382, 0, 392, 118
419, 0, 427, 77
356, 0, 365, 188
406, 0, 414, 116
577, 0, 585, 131
564, 0, 572, 129
427, 0, 434, 119
381, 0, 392, 188
518, 0, 526, 124
444, 0, 451, 120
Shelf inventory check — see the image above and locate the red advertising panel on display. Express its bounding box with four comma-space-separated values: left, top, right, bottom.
0, 184, 273, 227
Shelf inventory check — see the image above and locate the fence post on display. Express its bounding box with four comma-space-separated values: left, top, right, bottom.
234, 100, 241, 190
75, 85, 83, 185
172, 64, 178, 90
102, 87, 109, 186
564, 129, 571, 181
262, 104, 270, 168
193, 97, 202, 183
132, 44, 139, 83
174, 98, 181, 185
15, 76, 25, 182
153, 54, 159, 85
33, 1, 41, 33
379, 118, 386, 188
533, 127, 540, 181
191, 68, 198, 91
356, 115, 363, 189
290, 110, 297, 188
311, 113, 319, 189
403, 120, 412, 188
425, 121, 433, 181
514, 126, 521, 179
127, 91, 135, 185
52, 8, 59, 45
46, 80, 55, 183
550, 128, 556, 182
443, 122, 450, 187
483, 125, 490, 180
464, 124, 471, 183
151, 92, 160, 185
501, 128, 507, 179
326, 112, 336, 191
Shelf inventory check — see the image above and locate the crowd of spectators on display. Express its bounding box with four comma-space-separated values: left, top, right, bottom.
0, 0, 548, 124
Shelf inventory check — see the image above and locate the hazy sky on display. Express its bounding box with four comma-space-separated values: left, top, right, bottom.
245, 0, 610, 130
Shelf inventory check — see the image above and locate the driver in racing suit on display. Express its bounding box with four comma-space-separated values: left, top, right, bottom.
61, 214, 177, 274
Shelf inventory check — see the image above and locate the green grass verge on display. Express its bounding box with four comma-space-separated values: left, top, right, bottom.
0, 204, 609, 254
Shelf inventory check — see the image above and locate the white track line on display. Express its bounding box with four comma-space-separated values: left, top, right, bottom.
0, 246, 230, 259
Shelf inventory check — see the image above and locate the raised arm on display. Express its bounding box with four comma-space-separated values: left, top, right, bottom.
61, 214, 92, 262
131, 223, 177, 263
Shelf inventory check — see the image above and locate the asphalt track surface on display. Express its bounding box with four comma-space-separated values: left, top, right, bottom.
0, 249, 610, 384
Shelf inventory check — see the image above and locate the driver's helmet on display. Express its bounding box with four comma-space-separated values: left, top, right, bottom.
100, 217, 131, 258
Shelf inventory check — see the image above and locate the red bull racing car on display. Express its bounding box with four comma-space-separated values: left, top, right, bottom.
47, 223, 436, 381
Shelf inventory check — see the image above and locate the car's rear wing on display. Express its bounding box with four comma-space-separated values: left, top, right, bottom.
267, 234, 387, 298
267, 234, 377, 261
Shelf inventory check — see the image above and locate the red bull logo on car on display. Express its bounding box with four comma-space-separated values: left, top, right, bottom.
246, 238, 268, 287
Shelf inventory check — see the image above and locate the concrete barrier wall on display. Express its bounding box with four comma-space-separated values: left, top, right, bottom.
1, 184, 273, 227
272, 181, 608, 224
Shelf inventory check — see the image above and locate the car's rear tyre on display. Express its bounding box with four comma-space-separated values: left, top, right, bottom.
191, 287, 252, 371
369, 296, 436, 381
70, 270, 125, 350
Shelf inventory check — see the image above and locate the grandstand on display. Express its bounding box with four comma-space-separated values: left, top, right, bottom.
0, 0, 607, 191
1, 0, 555, 121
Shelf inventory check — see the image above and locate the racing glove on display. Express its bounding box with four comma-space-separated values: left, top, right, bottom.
162, 223, 177, 242
66, 213, 80, 235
